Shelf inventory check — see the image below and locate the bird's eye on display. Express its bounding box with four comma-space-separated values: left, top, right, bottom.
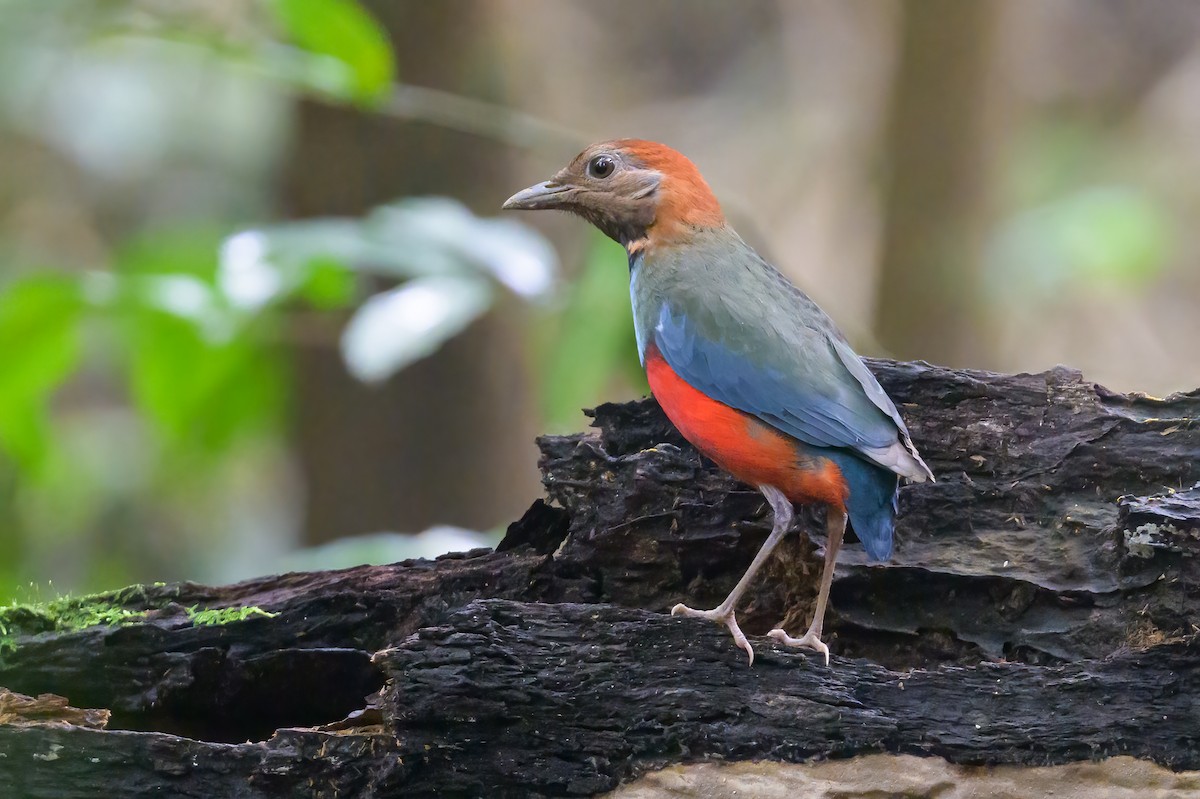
587, 155, 616, 179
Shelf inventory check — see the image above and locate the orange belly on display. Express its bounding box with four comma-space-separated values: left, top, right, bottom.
645, 347, 848, 509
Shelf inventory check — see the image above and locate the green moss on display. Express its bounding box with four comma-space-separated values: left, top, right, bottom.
0, 625, 16, 657
0, 584, 279, 659
0, 586, 153, 656
185, 605, 278, 626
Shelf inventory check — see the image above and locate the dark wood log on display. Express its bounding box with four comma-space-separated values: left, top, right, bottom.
1, 359, 1197, 797
0, 549, 549, 742
379, 600, 1200, 795
538, 360, 1200, 667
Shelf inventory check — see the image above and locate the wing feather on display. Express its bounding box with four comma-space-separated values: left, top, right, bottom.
652, 302, 931, 481
631, 229, 932, 483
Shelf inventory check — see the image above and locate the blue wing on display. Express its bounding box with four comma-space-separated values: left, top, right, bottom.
651, 302, 907, 560
651, 302, 900, 458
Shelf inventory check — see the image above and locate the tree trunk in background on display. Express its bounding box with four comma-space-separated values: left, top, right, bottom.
278, 0, 540, 544
874, 0, 1007, 366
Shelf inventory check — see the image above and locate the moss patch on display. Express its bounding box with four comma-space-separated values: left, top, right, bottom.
0, 586, 155, 655
0, 584, 280, 657
185, 605, 278, 627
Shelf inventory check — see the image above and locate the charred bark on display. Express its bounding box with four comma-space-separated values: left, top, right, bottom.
1, 360, 1197, 797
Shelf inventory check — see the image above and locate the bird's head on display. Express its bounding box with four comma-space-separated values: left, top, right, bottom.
502, 139, 724, 252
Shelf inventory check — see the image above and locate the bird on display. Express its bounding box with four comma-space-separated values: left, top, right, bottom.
503, 140, 933, 665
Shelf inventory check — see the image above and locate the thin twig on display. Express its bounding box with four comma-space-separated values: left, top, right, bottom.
381, 84, 586, 151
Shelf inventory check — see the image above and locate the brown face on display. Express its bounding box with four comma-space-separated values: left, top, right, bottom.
502, 144, 663, 246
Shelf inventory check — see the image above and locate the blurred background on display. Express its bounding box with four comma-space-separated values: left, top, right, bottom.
2, 0, 1199, 601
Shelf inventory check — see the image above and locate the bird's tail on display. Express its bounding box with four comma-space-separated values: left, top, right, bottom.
827, 451, 900, 561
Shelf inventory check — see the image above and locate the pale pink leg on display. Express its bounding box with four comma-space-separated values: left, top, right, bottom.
767, 507, 846, 666
672, 484, 793, 666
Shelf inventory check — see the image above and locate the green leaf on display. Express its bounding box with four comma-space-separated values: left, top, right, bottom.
116, 227, 226, 279
112, 228, 240, 336
127, 310, 284, 453
220, 227, 360, 312
0, 277, 84, 472
0, 404, 54, 477
367, 198, 557, 296
299, 258, 356, 310
231, 200, 557, 308
0, 278, 83, 403
340, 275, 493, 382
267, 0, 395, 102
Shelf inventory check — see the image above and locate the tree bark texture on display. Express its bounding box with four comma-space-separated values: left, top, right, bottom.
1, 359, 1198, 797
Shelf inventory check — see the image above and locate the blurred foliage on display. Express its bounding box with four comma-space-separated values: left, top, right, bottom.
0, 0, 1194, 605
222, 197, 556, 381
540, 231, 647, 432
987, 185, 1170, 299
266, 0, 396, 102
989, 121, 1175, 301
0, 277, 84, 474
0, 196, 554, 489
0, 0, 572, 601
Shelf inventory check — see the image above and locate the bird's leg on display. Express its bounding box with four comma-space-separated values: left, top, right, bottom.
768, 507, 847, 665
671, 484, 793, 665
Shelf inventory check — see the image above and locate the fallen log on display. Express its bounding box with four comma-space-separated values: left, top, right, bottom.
0, 359, 1197, 797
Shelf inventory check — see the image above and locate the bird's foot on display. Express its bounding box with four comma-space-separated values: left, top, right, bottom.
671, 602, 754, 665
767, 626, 830, 666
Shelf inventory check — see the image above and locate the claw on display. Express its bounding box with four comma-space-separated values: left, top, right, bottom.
768, 627, 830, 666
672, 603, 755, 665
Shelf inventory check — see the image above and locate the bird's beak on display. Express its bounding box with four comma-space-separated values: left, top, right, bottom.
502, 180, 575, 211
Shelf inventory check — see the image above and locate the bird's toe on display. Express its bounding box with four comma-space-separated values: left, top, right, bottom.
768, 627, 831, 666
671, 603, 755, 665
